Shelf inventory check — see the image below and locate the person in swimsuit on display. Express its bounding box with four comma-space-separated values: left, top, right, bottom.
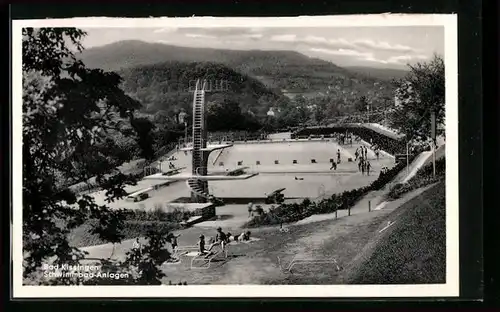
207, 227, 227, 254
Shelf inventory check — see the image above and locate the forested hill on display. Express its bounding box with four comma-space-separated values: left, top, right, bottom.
117, 61, 288, 117
79, 40, 395, 99
80, 40, 345, 76
345, 66, 409, 81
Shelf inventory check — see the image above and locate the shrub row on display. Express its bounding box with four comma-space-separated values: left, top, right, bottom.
245, 158, 412, 228
386, 158, 445, 200
123, 206, 194, 223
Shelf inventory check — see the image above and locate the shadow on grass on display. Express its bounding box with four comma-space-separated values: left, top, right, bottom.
211, 254, 244, 263
213, 214, 235, 221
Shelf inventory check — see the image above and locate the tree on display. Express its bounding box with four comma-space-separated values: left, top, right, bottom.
389, 55, 445, 142
206, 99, 247, 131
355, 96, 369, 113
22, 28, 170, 285
131, 117, 156, 161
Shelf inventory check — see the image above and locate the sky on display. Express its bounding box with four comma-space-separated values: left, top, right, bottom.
81, 26, 444, 69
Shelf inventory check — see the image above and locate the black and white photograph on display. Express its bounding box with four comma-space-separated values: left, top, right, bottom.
12, 14, 458, 298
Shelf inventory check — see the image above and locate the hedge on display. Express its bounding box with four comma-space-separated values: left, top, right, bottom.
386, 158, 445, 200
244, 156, 414, 228
122, 206, 194, 223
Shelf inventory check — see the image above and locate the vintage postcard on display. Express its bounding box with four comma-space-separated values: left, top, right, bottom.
12, 14, 458, 298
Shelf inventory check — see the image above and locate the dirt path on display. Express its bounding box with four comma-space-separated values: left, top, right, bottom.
159, 186, 432, 285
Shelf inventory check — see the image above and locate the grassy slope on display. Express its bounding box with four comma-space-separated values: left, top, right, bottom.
67, 220, 179, 248
345, 181, 446, 284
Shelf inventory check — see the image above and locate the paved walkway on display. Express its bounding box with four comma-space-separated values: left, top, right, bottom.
75, 144, 430, 264
294, 151, 431, 226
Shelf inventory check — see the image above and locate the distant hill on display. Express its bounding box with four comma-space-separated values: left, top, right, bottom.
345, 66, 409, 81
79, 40, 395, 100
116, 61, 287, 118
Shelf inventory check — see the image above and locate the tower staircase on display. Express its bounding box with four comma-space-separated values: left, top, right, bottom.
188, 80, 210, 202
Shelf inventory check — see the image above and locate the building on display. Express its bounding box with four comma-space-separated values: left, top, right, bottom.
178, 111, 188, 124
266, 107, 276, 117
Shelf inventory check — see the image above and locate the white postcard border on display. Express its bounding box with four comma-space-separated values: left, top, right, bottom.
12, 14, 459, 298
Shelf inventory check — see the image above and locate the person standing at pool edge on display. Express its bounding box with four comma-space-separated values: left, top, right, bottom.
337, 149, 341, 164
330, 160, 337, 170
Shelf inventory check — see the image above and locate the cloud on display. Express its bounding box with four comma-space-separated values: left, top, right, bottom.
156, 40, 171, 44
386, 54, 428, 63
153, 28, 178, 34
175, 27, 263, 38
352, 39, 415, 52
362, 55, 390, 64
309, 47, 372, 59
269, 34, 297, 42
184, 33, 216, 39
303, 36, 356, 49
310, 47, 428, 66
360, 54, 429, 65
158, 27, 265, 41
242, 33, 264, 39
286, 35, 417, 53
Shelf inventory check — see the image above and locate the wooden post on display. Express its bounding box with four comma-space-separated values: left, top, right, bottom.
431, 111, 437, 178
369, 200, 371, 212
335, 210, 338, 220
406, 141, 410, 176
348, 207, 351, 216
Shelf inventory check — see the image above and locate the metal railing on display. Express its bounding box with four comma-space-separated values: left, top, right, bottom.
277, 255, 342, 273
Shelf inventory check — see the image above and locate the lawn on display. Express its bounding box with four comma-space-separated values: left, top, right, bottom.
343, 182, 446, 284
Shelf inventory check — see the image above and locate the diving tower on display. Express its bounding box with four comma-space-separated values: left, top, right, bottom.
144, 79, 258, 203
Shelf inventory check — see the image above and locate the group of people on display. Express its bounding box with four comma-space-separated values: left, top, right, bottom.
329, 148, 342, 170
355, 146, 372, 176
355, 145, 368, 161
197, 227, 252, 258
165, 155, 178, 170
331, 132, 354, 146
135, 228, 253, 261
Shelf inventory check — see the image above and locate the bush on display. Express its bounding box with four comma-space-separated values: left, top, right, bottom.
368, 158, 414, 191
254, 205, 264, 215
244, 152, 415, 228
386, 158, 445, 200
123, 206, 193, 223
